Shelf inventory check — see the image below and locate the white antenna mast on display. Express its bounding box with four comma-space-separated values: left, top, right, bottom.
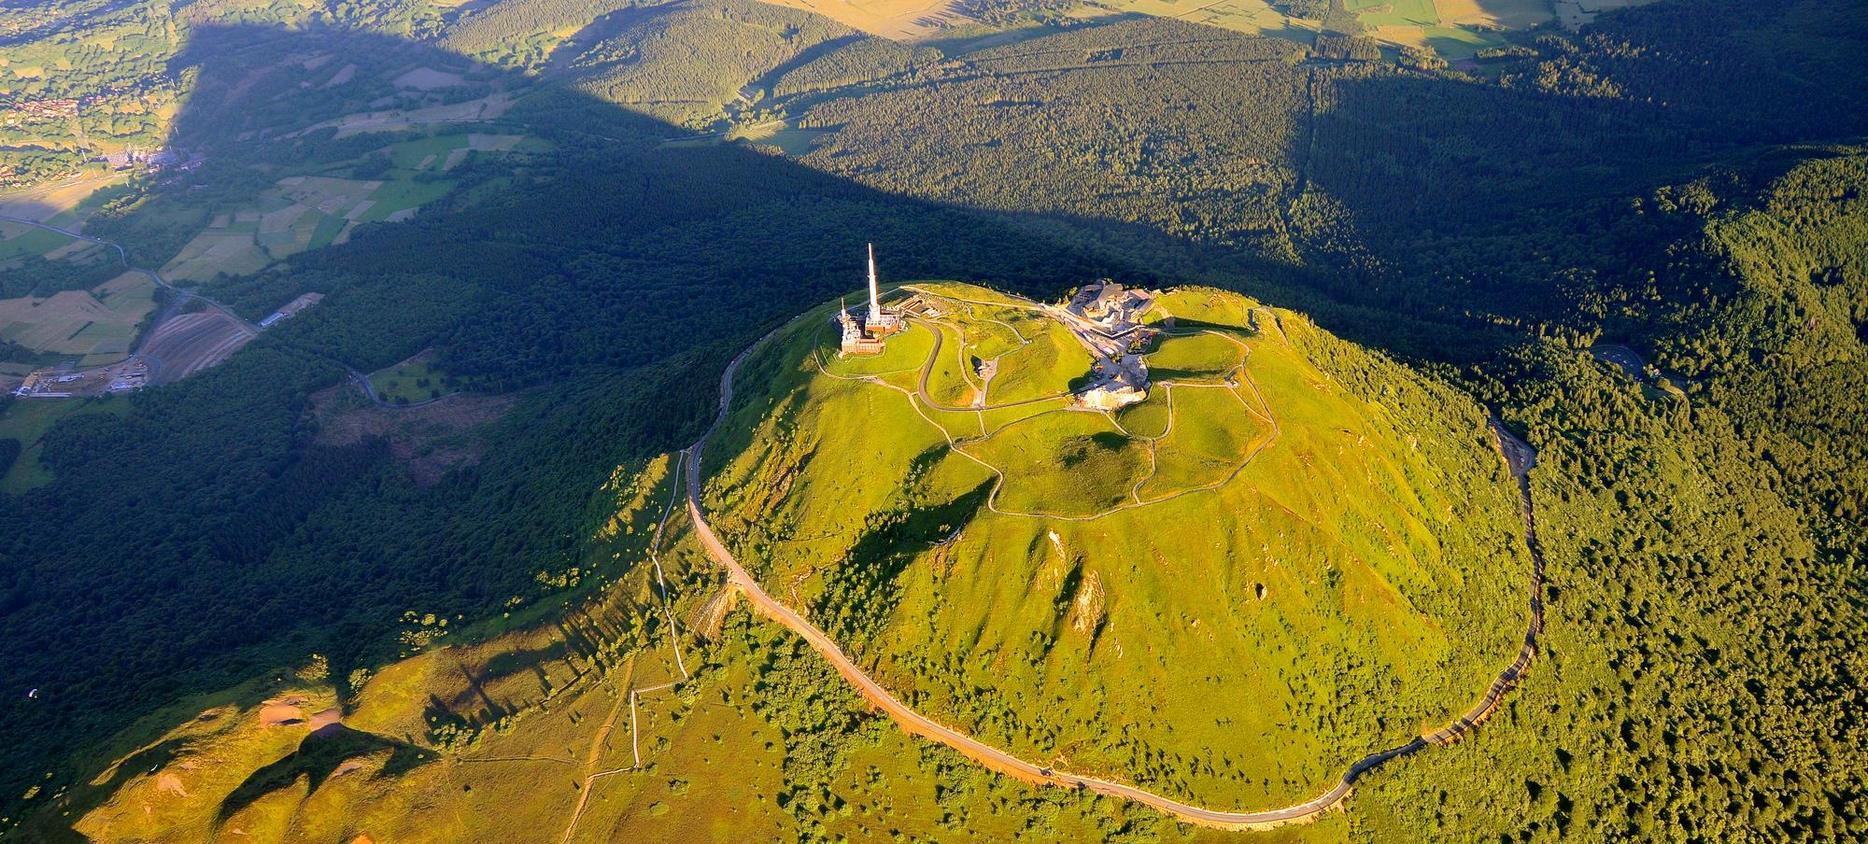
866, 243, 881, 323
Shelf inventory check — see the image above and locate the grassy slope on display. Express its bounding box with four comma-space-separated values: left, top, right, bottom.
701, 282, 1531, 809
367, 351, 451, 403
53, 451, 1337, 843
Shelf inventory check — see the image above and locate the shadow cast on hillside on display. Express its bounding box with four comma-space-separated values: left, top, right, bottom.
217, 725, 439, 822
15, 2, 1858, 832
0, 19, 1579, 833
0, 19, 1168, 837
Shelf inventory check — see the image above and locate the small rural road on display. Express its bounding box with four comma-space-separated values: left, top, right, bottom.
681, 317, 1553, 831
0, 214, 258, 336
3, 213, 448, 410
2, 214, 266, 385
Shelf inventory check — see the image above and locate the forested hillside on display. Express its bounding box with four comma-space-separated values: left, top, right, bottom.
788, 0, 1868, 347
1351, 153, 1868, 841
549, 0, 860, 127
1, 0, 1865, 839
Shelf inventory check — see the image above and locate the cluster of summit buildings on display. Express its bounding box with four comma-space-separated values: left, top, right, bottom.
828, 246, 1164, 412
1063, 280, 1158, 410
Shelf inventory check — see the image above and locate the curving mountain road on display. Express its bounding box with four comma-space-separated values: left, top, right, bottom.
911, 318, 1068, 412
683, 318, 1550, 831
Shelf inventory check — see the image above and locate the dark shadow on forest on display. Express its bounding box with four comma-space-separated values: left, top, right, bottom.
0, 20, 1176, 835
10, 2, 1867, 833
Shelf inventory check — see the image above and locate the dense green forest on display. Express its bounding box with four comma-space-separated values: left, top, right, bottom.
789, 0, 1868, 349
1346, 152, 1868, 841
1, 0, 1865, 839
552, 0, 860, 127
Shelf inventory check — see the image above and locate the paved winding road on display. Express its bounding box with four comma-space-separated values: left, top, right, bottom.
911, 317, 1069, 412
683, 319, 1551, 831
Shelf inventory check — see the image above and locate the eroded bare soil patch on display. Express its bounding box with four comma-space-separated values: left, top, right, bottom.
312, 388, 518, 485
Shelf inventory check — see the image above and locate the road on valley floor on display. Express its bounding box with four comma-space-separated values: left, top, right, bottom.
1, 214, 263, 384
681, 318, 1553, 831
3, 214, 444, 409
0, 214, 259, 337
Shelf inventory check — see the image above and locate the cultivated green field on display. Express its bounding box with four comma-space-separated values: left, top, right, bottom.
0, 221, 76, 261
0, 271, 157, 358
0, 395, 130, 492
162, 169, 461, 283
1082, 0, 1303, 38
1079, 0, 1523, 56
700, 282, 1534, 809
152, 130, 527, 286
367, 350, 453, 403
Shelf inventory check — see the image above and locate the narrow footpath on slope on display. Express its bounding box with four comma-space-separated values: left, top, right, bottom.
676, 317, 1552, 831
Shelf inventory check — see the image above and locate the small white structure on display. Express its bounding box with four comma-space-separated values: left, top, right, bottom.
1079, 361, 1147, 410
259, 292, 325, 329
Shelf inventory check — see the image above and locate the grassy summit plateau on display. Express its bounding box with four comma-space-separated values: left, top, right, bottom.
700, 282, 1531, 807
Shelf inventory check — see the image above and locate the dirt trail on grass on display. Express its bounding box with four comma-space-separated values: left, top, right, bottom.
680, 313, 1552, 831
560, 656, 635, 843
896, 294, 1281, 521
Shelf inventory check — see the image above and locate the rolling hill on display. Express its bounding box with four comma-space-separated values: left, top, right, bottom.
4, 0, 1866, 839
696, 282, 1531, 808
38, 281, 1537, 842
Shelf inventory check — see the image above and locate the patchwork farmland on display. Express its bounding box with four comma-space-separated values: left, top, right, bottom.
163, 176, 390, 283
0, 272, 158, 361
159, 132, 525, 284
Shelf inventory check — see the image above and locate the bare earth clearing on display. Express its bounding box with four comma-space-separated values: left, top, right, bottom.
313, 388, 518, 485
138, 311, 256, 384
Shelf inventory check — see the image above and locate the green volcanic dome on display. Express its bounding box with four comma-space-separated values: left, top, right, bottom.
699, 281, 1531, 807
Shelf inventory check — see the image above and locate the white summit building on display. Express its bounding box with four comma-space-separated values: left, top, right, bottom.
837, 243, 903, 356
